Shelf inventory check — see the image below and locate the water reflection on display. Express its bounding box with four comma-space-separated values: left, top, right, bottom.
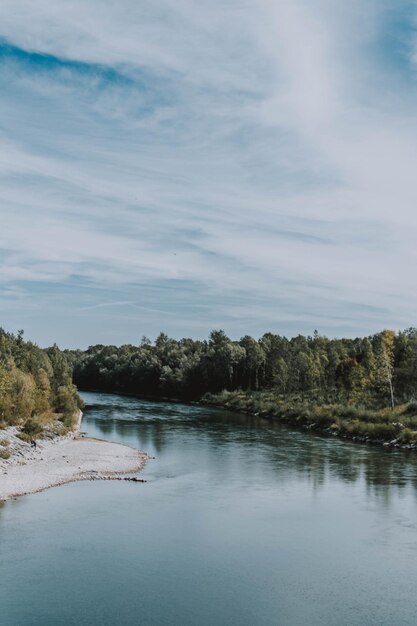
2, 392, 417, 626
84, 392, 417, 504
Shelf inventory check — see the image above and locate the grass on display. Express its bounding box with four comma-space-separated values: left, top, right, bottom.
17, 418, 44, 442
0, 437, 11, 460
402, 400, 417, 415
202, 390, 417, 446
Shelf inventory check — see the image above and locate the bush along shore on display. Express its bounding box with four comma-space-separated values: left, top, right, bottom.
0, 328, 83, 464
201, 390, 417, 450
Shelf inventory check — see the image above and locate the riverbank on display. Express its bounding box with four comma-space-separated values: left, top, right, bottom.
0, 411, 148, 501
201, 390, 417, 450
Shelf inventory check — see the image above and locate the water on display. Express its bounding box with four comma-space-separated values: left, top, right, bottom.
1, 392, 417, 625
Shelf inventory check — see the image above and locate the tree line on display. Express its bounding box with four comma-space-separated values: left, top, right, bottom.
68, 328, 417, 408
0, 328, 81, 429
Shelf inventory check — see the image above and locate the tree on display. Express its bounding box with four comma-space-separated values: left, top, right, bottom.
374, 330, 396, 409
239, 336, 266, 390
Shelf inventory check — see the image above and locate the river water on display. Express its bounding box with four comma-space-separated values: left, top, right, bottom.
1, 391, 417, 625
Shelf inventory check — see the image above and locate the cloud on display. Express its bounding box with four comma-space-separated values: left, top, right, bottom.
0, 0, 416, 346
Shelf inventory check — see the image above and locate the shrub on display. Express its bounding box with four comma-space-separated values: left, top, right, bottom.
22, 418, 43, 438
17, 432, 32, 443
61, 412, 78, 430
402, 416, 417, 429
54, 385, 78, 416
398, 428, 417, 444
403, 400, 417, 415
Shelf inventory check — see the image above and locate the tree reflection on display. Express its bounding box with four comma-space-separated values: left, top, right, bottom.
87, 399, 417, 505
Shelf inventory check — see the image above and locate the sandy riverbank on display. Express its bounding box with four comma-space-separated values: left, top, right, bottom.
0, 412, 148, 501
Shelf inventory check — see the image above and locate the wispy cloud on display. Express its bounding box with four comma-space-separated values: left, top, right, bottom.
0, 0, 416, 346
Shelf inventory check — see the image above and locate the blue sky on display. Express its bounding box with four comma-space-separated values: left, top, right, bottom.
1, 0, 417, 347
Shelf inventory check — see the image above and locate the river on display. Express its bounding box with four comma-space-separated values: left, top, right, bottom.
1, 391, 417, 625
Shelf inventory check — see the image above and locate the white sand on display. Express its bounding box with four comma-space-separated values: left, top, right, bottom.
0, 413, 148, 501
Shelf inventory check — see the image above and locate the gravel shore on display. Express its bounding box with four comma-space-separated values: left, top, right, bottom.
0, 413, 148, 501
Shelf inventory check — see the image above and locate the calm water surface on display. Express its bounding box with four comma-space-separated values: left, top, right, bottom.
1, 391, 417, 625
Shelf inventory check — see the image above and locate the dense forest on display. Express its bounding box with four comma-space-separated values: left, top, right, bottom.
3, 326, 417, 446
68, 328, 417, 445
0, 328, 81, 436
69, 328, 417, 407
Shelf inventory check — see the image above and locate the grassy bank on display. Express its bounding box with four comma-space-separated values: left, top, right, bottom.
201, 390, 417, 448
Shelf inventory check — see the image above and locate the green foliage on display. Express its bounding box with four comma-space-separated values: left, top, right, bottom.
4, 324, 417, 446
0, 328, 81, 432
60, 411, 79, 430
17, 432, 33, 443
22, 418, 43, 438
70, 328, 417, 410
202, 389, 417, 444
397, 428, 417, 444
54, 385, 79, 417
403, 400, 417, 415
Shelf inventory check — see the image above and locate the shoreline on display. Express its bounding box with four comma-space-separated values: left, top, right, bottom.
199, 398, 417, 451
0, 411, 149, 502
79, 389, 417, 451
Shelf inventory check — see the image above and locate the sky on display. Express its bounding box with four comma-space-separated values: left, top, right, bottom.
1, 0, 417, 348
